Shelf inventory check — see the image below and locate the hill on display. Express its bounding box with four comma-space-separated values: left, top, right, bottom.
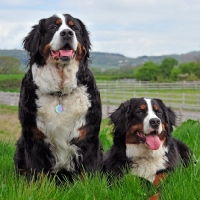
1, 49, 200, 68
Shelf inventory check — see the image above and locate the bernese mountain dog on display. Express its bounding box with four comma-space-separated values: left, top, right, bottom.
13, 14, 102, 181
102, 98, 191, 186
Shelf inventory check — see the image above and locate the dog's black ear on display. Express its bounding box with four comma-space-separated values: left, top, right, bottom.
75, 18, 91, 57
165, 106, 176, 133
155, 99, 176, 134
23, 19, 45, 66
110, 100, 131, 137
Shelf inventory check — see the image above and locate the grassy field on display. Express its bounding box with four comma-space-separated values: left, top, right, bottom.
0, 105, 200, 200
0, 74, 24, 92
0, 74, 24, 80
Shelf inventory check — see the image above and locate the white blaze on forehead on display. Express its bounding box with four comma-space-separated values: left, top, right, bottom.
145, 98, 158, 118
143, 98, 162, 134
50, 14, 78, 51
55, 13, 68, 29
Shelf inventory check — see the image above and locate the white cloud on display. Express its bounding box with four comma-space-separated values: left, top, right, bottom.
0, 0, 200, 57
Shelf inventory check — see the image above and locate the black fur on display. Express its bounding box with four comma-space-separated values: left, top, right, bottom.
14, 14, 102, 181
102, 98, 191, 182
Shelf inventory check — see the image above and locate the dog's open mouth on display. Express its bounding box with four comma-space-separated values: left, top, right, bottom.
50, 44, 76, 61
135, 131, 161, 150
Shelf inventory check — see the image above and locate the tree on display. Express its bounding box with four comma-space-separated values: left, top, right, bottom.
0, 56, 22, 74
193, 62, 200, 78
160, 58, 178, 78
179, 62, 195, 74
186, 73, 199, 81
170, 67, 182, 81
135, 61, 160, 81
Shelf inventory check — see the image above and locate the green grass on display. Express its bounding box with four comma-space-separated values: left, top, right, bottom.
0, 74, 24, 92
0, 105, 200, 200
0, 74, 24, 81
0, 104, 18, 114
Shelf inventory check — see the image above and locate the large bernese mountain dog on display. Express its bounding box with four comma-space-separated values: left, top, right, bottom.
102, 98, 191, 186
14, 13, 102, 181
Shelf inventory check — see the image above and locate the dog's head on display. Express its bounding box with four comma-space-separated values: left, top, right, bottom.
110, 98, 176, 150
23, 14, 91, 67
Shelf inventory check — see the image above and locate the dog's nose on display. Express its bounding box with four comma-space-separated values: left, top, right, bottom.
60, 29, 74, 39
149, 118, 160, 129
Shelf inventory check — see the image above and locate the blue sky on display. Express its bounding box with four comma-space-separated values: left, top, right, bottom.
1, 0, 200, 57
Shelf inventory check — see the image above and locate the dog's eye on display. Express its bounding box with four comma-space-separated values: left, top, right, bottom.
50, 25, 58, 30
137, 110, 145, 115
71, 25, 79, 31
156, 110, 162, 115
69, 24, 79, 32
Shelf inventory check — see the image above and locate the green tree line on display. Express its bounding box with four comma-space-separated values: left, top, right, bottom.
135, 58, 200, 82
1, 55, 200, 82
91, 57, 200, 81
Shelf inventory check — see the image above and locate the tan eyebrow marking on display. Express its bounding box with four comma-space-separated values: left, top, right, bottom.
154, 104, 159, 111
140, 104, 146, 110
56, 19, 62, 25
68, 20, 74, 26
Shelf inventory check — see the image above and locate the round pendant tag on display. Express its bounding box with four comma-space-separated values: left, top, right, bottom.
56, 104, 63, 113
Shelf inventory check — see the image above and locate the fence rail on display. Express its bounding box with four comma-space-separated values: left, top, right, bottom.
0, 92, 19, 106
97, 80, 200, 90
100, 89, 200, 111
0, 86, 200, 124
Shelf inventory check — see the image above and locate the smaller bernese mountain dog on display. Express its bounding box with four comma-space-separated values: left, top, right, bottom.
102, 98, 191, 187
14, 14, 102, 181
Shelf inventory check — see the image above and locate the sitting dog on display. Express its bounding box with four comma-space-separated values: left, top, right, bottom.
102, 98, 191, 186
14, 13, 102, 181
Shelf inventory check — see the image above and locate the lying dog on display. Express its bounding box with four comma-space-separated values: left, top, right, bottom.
102, 98, 191, 186
14, 13, 102, 181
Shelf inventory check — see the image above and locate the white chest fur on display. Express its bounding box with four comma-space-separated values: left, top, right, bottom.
32, 61, 91, 172
35, 86, 91, 172
126, 143, 168, 182
32, 58, 79, 94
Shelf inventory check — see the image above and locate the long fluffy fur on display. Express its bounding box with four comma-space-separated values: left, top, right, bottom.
102, 98, 191, 184
14, 14, 102, 181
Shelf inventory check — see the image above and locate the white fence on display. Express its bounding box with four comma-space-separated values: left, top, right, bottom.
100, 90, 200, 111
0, 92, 19, 106
97, 80, 200, 90
0, 87, 200, 124
97, 80, 200, 123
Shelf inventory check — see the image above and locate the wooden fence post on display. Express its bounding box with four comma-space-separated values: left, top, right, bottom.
194, 81, 197, 90
144, 91, 147, 98
182, 93, 185, 105
123, 90, 126, 101
113, 89, 116, 99
146, 82, 148, 90
8, 92, 11, 106
104, 89, 107, 100
168, 93, 171, 106
182, 81, 185, 89
116, 80, 118, 87
14, 92, 18, 106
156, 92, 158, 98
106, 100, 110, 117
133, 90, 136, 97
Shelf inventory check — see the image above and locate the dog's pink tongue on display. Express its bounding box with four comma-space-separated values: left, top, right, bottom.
59, 50, 74, 57
51, 50, 74, 59
146, 135, 161, 150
